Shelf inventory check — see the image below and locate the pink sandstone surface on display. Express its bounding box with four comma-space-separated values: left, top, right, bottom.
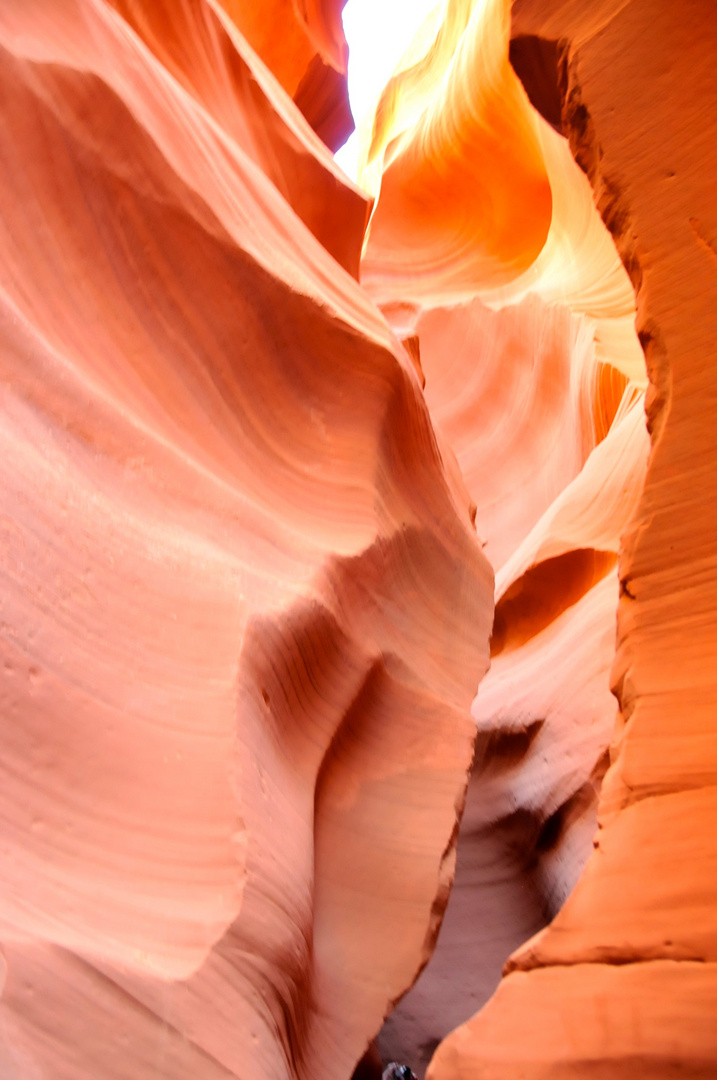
1, 0, 716, 1078
0, 2, 493, 1077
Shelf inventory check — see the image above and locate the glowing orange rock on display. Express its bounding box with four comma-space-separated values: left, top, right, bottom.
216, 0, 353, 150
104, 0, 366, 276
424, 0, 717, 1074
218, 0, 347, 92
360, 0, 552, 302
2, 0, 715, 1074
350, 1, 717, 1073
217, 0, 318, 94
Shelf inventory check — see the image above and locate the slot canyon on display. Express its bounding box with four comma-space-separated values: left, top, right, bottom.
0, 0, 715, 1077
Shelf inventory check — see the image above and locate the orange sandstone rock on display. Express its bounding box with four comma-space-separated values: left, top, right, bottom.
219, 0, 348, 89
424, 0, 717, 1075
415, 294, 618, 571
107, 0, 366, 275
216, 0, 353, 150
360, 0, 552, 302
375, 308, 647, 1073
354, 4, 652, 1065
2, 0, 715, 1075
0, 3, 493, 1078
428, 961, 717, 1080
352, 0, 716, 1072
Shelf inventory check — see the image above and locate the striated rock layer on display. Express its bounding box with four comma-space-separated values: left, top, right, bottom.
424, 0, 717, 1077
341, 0, 648, 1071
217, 0, 354, 149
0, 3, 494, 1079
1, 0, 716, 1076
376, 290, 647, 1076
343, 0, 715, 1074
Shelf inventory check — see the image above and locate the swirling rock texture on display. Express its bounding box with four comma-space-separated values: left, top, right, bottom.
217, 0, 354, 149
361, 0, 715, 1077
352, 0, 715, 1076
0, 2, 493, 1079
0, 2, 715, 1080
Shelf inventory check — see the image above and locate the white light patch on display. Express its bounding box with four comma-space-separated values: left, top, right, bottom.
335, 0, 443, 182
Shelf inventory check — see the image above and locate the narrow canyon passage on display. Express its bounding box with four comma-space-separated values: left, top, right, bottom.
1, 2, 716, 1080
338, 4, 647, 1073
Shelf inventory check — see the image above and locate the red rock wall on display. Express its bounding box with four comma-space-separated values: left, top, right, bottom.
425, 0, 717, 1076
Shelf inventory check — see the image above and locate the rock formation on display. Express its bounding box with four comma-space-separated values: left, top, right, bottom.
1, 0, 716, 1078
0, 2, 493, 1077
373, 0, 715, 1076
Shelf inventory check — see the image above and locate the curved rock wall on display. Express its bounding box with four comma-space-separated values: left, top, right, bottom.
424, 0, 717, 1076
1, 0, 715, 1077
0, 3, 493, 1079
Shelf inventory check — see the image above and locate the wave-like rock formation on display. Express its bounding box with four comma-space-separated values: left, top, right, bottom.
413, 0, 715, 1077
374, 270, 648, 1078
1, 0, 716, 1078
0, 3, 493, 1078
217, 0, 354, 149
351, 0, 713, 1075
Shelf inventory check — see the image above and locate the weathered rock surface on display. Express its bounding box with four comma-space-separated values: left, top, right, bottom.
429, 961, 717, 1079
376, 291, 647, 1077
423, 0, 717, 1076
2, 0, 716, 1076
217, 0, 354, 149
360, 0, 552, 301
0, 3, 493, 1079
334, 0, 651, 1072
340, 0, 714, 1074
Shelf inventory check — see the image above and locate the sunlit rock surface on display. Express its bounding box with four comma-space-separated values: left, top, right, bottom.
375, 268, 648, 1078
359, 0, 552, 299
345, 0, 714, 1075
0, 3, 493, 1078
2, 0, 716, 1077
217, 0, 354, 149
422, 0, 717, 1077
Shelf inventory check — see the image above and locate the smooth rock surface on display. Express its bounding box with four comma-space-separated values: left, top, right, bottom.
0, 3, 493, 1079
1, 0, 715, 1076
424, 0, 717, 1074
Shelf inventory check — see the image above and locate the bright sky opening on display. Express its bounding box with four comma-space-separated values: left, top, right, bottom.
335, 0, 443, 182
